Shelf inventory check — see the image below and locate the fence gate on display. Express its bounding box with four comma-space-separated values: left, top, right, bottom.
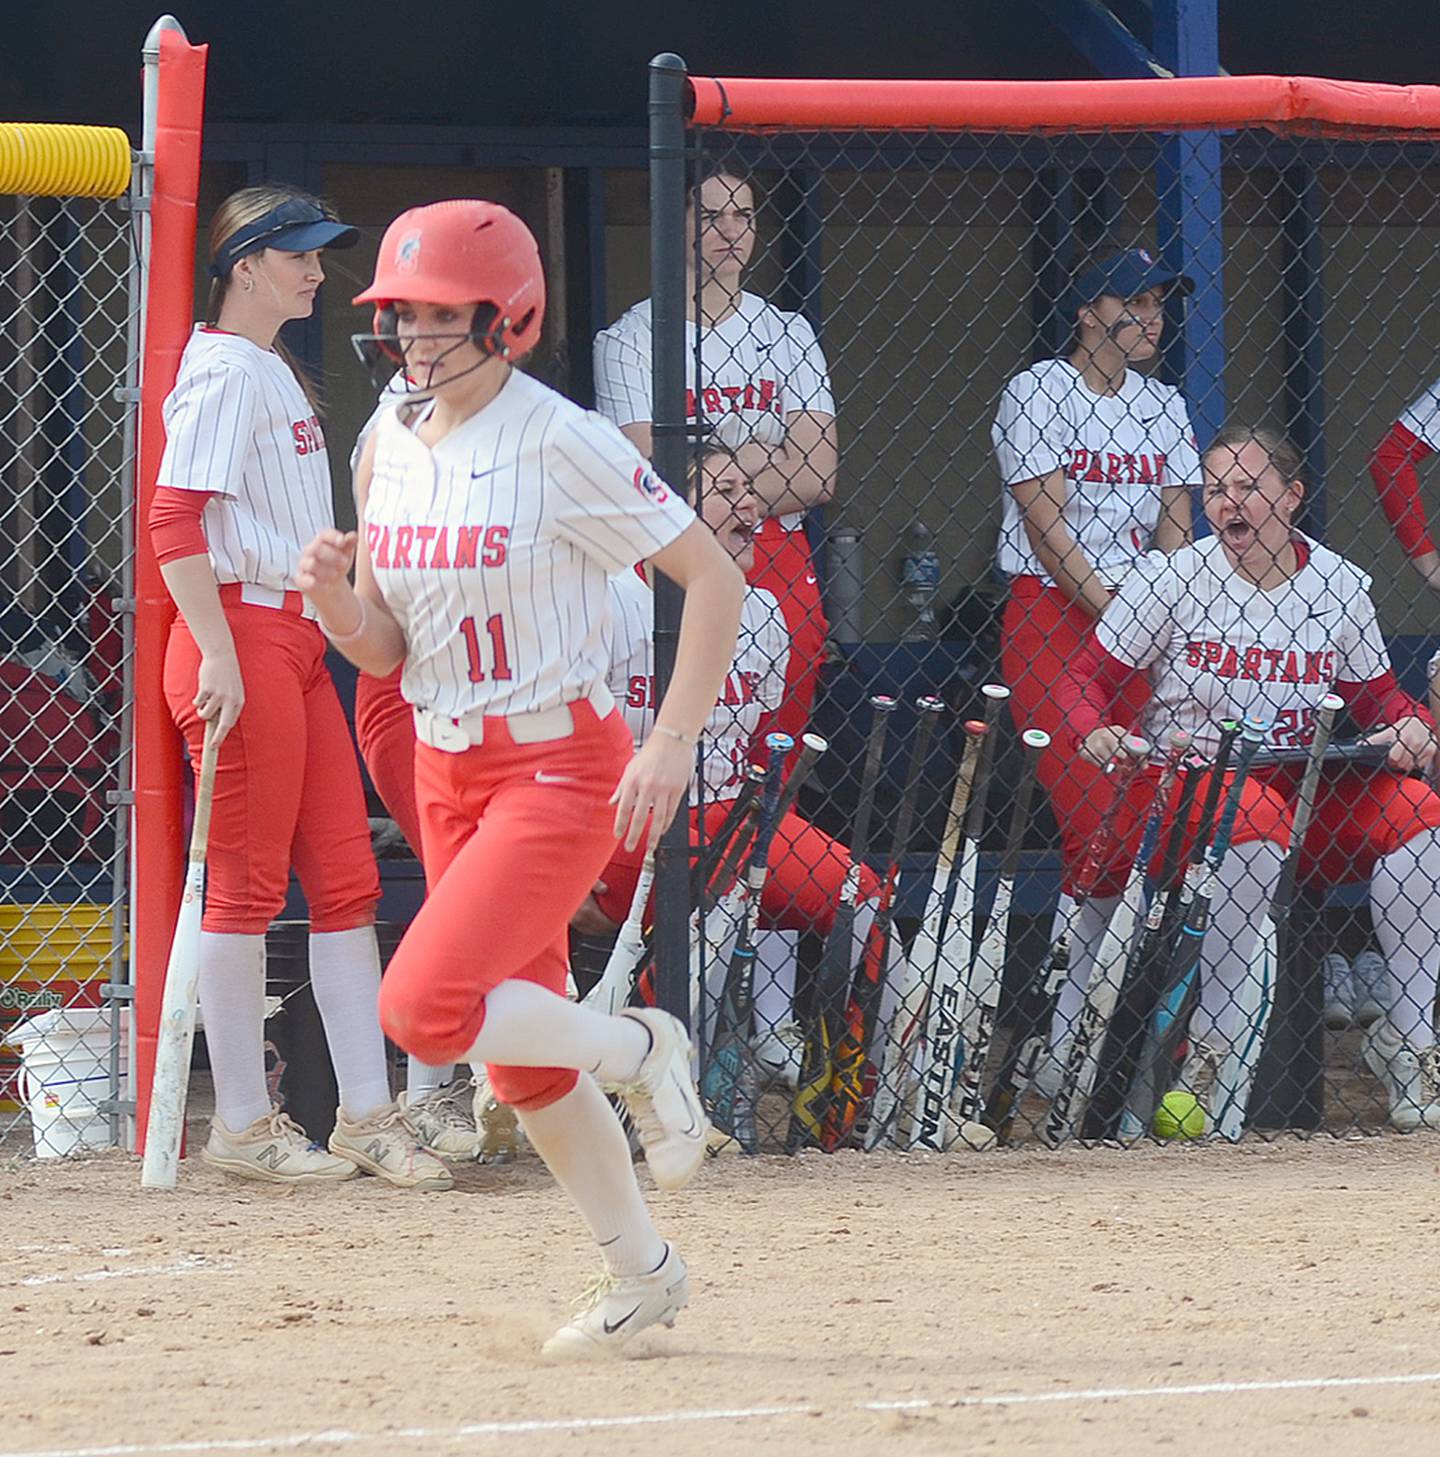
0, 123, 138, 1156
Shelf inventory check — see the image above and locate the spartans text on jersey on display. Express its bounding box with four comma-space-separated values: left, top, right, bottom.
1184, 640, 1338, 684
626, 669, 764, 711
366, 522, 509, 570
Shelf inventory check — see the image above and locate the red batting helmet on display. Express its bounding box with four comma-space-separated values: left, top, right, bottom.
353, 200, 546, 361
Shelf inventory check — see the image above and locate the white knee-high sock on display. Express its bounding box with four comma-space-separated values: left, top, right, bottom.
516, 1074, 666, 1278
406, 1058, 456, 1097
1371, 829, 1440, 1050
461, 978, 650, 1084
308, 926, 392, 1120
198, 931, 270, 1130
751, 930, 798, 1034
1048, 893, 1117, 1058
1190, 840, 1285, 1051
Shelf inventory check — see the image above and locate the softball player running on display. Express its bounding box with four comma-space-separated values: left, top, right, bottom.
149, 186, 449, 1189
993, 246, 1200, 1072
572, 445, 882, 1070
297, 200, 744, 1358
1055, 425, 1440, 1130
593, 163, 837, 746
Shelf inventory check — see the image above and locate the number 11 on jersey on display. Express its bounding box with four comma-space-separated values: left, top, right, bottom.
460, 614, 513, 683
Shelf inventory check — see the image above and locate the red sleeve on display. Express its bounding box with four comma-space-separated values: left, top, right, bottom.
1334, 669, 1434, 732
1370, 421, 1436, 559
1052, 633, 1146, 750
148, 486, 213, 565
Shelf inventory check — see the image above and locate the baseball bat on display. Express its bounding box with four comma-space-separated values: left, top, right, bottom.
867, 712, 984, 1151
983, 735, 1150, 1142
141, 721, 221, 1190
1118, 721, 1243, 1138
1213, 695, 1344, 1140
788, 696, 895, 1151
583, 853, 655, 1015
1045, 732, 1186, 1146
702, 731, 794, 1149
1081, 747, 1204, 1141
824, 698, 943, 1149
911, 683, 1011, 1151
949, 726, 1049, 1136
1128, 716, 1269, 1138
1248, 741, 1389, 769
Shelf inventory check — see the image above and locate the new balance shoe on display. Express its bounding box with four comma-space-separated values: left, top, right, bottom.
471, 1070, 524, 1164
329, 1101, 454, 1190
1362, 1022, 1440, 1132
1352, 949, 1390, 1028
541, 1244, 690, 1361
202, 1110, 358, 1185
400, 1079, 482, 1159
612, 1009, 709, 1190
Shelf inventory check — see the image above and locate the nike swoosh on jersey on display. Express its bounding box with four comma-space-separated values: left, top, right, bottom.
471, 465, 504, 480
534, 770, 577, 785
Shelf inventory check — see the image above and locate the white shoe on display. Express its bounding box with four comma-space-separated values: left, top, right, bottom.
541, 1244, 689, 1360
329, 1102, 455, 1190
1362, 1023, 1440, 1131
202, 1110, 358, 1185
751, 1021, 804, 1091
1321, 953, 1355, 1031
1352, 950, 1390, 1028
400, 1080, 482, 1159
613, 1009, 709, 1190
1173, 1039, 1220, 1131
471, 1071, 524, 1164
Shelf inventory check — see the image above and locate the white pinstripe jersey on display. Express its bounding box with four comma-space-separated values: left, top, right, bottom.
993, 359, 1201, 588
1400, 374, 1440, 450
1099, 535, 1389, 756
157, 326, 334, 591
607, 568, 788, 801
364, 368, 695, 719
593, 293, 835, 532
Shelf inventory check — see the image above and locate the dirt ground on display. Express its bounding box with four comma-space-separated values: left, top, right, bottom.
5, 1107, 1440, 1457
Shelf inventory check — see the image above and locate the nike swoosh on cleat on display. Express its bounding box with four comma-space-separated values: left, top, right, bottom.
603, 1305, 643, 1334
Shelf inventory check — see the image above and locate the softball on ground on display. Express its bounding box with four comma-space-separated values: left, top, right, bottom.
1153, 1090, 1206, 1140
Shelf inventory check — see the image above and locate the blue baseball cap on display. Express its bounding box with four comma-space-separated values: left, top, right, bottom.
1069, 247, 1194, 313
209, 198, 359, 278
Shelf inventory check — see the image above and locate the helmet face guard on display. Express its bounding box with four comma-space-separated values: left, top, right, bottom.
352, 200, 545, 382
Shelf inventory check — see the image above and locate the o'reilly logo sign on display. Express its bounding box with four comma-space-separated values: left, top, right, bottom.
0, 987, 63, 1012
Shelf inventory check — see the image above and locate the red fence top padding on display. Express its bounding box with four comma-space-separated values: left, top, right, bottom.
688, 75, 1440, 135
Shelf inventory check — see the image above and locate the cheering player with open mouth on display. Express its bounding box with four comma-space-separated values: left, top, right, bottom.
1056, 424, 1440, 1131
297, 200, 743, 1358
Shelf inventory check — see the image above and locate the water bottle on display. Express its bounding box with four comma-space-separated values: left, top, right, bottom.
900, 520, 941, 640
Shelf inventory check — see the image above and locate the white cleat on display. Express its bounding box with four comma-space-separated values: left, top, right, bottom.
1321, 953, 1356, 1031
329, 1102, 455, 1190
612, 1009, 709, 1190
400, 1079, 482, 1159
751, 1021, 804, 1091
1362, 1023, 1440, 1132
202, 1110, 358, 1185
542, 1244, 690, 1361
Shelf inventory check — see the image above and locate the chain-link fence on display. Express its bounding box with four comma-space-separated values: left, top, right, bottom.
0, 156, 139, 1156
624, 72, 1440, 1151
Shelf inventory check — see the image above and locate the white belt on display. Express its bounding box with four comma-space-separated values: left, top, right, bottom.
412, 684, 615, 753
237, 581, 317, 621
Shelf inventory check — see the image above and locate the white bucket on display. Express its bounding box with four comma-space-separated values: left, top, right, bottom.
13, 1008, 127, 1158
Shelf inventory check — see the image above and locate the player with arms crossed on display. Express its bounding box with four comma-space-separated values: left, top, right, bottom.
993, 246, 1200, 1083
594, 163, 837, 747
571, 444, 881, 1083
297, 201, 744, 1359
1055, 424, 1440, 1132
150, 186, 449, 1190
